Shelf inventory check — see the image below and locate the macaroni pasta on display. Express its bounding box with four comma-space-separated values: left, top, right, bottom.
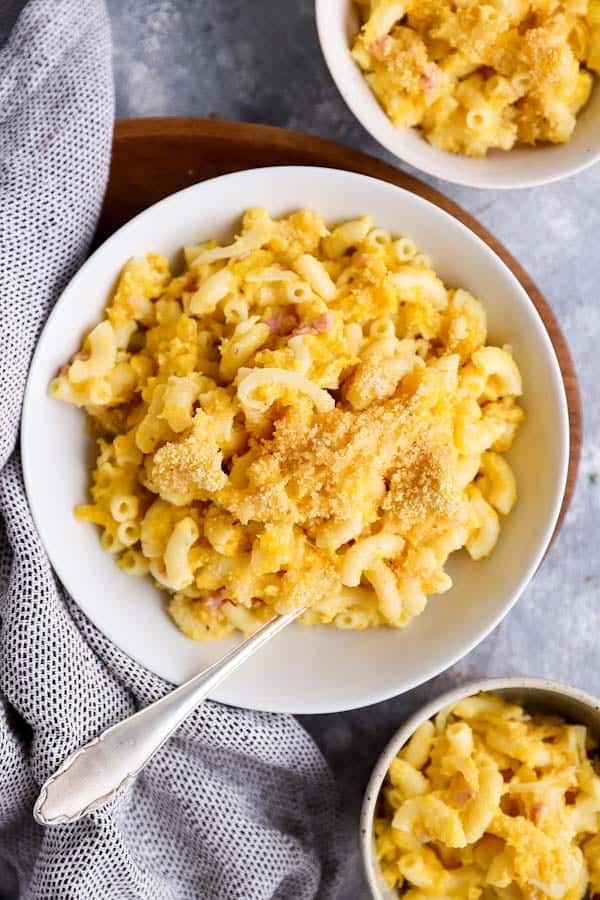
49, 208, 523, 640
351, 0, 600, 156
375, 693, 600, 899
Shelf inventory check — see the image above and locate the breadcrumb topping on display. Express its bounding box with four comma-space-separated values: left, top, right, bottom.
220, 392, 456, 534
384, 429, 460, 530
151, 417, 227, 499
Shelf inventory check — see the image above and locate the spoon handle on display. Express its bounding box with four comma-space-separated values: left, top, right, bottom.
33, 608, 302, 826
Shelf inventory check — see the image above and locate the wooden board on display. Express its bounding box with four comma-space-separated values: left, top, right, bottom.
96, 117, 581, 542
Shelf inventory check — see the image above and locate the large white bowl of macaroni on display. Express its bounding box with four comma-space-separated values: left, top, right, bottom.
316, 0, 600, 189
361, 678, 600, 899
22, 167, 568, 713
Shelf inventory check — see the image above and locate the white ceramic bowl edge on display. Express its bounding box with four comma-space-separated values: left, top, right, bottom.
315, 0, 600, 189
22, 166, 569, 713
361, 677, 600, 899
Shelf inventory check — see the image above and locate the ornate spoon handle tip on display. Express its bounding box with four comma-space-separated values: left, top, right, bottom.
34, 608, 303, 826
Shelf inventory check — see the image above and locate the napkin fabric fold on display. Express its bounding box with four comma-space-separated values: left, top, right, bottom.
0, 2, 340, 897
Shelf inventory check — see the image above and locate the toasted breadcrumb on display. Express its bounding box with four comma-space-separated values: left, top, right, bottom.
151, 414, 227, 499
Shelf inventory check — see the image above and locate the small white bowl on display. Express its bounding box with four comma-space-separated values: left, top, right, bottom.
361, 677, 600, 899
22, 166, 568, 713
316, 0, 600, 189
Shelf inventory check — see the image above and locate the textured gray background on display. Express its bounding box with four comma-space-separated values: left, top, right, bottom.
5, 1, 600, 897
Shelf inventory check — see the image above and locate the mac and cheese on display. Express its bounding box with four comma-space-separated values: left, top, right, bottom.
351, 0, 600, 156
375, 693, 600, 899
50, 208, 523, 640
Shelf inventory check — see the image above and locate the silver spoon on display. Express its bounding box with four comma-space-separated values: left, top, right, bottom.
33, 608, 303, 826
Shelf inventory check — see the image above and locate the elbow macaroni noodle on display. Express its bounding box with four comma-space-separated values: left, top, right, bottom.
351, 0, 600, 156
49, 207, 523, 640
375, 693, 600, 899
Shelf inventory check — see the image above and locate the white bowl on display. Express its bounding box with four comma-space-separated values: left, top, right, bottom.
316, 0, 600, 189
361, 677, 600, 899
22, 166, 568, 714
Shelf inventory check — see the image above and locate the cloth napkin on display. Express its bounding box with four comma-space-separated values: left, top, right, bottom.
0, 2, 341, 897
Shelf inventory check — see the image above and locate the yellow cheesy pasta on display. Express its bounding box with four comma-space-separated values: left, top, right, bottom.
49, 208, 523, 640
375, 693, 600, 899
351, 0, 600, 156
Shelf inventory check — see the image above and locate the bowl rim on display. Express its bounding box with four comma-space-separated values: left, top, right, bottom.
360, 676, 600, 899
315, 0, 600, 190
21, 165, 569, 712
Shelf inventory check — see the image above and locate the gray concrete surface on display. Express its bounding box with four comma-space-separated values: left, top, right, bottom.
5, 1, 600, 897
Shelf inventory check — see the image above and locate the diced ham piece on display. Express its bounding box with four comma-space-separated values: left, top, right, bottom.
312, 313, 333, 333
422, 63, 442, 101
204, 592, 225, 611
265, 314, 282, 333
370, 35, 392, 61
264, 313, 297, 335
292, 313, 333, 336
